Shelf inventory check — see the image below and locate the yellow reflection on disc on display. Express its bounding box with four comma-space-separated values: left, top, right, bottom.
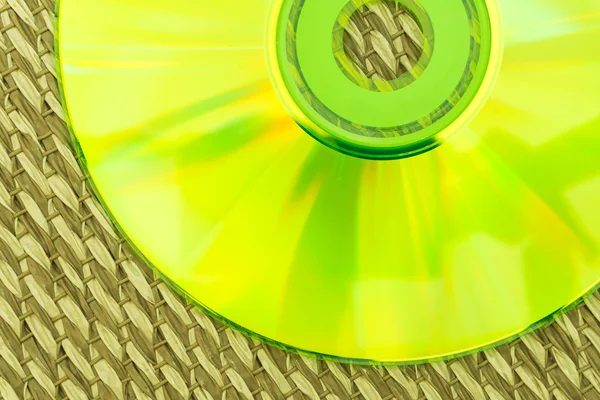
58, 0, 600, 363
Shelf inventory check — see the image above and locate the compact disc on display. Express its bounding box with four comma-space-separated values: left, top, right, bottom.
58, 0, 600, 363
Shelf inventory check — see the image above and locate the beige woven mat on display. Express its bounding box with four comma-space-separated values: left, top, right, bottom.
1, 0, 600, 399
342, 0, 425, 80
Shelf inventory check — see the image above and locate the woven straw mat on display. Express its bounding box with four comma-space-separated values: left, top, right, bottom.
2, 0, 600, 399
343, 0, 425, 80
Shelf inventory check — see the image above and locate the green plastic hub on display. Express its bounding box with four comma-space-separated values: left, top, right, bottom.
268, 0, 498, 159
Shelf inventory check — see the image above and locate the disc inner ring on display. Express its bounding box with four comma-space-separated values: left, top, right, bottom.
267, 0, 501, 160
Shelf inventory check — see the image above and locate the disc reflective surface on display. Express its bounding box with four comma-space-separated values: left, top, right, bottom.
58, 0, 600, 363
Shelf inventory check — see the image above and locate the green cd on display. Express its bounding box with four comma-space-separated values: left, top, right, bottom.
58, 0, 600, 363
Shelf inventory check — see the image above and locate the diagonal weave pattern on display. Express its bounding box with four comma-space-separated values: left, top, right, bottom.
1, 0, 600, 399
343, 0, 425, 81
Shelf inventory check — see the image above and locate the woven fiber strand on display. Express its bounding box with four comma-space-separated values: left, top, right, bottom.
1, 1, 600, 399
343, 0, 425, 81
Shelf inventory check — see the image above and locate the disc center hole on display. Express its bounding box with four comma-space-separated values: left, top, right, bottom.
334, 0, 433, 92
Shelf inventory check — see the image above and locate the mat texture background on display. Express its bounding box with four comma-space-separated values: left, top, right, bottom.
342, 0, 425, 80
1, 0, 600, 399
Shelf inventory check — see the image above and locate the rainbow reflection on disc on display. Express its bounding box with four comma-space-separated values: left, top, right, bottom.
58, 0, 600, 363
